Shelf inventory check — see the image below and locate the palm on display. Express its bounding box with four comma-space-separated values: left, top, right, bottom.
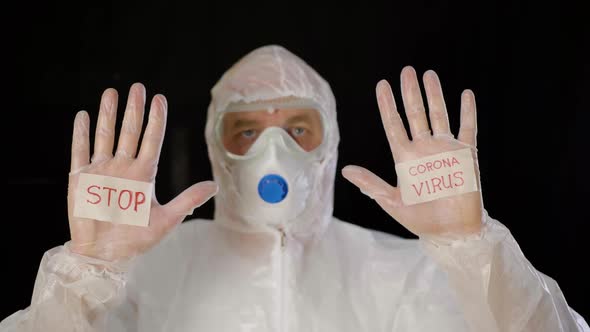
67, 84, 217, 262
343, 67, 483, 237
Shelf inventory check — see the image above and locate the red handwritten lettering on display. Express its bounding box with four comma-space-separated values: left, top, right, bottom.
417, 164, 426, 173
118, 190, 133, 210
104, 186, 117, 207
134, 192, 146, 211
431, 176, 442, 193
86, 185, 101, 204
453, 171, 464, 186
441, 174, 453, 189
427, 180, 433, 194
406, 156, 461, 176
412, 182, 425, 196
84, 185, 145, 213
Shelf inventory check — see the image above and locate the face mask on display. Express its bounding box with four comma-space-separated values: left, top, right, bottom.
220, 126, 323, 226
214, 97, 328, 228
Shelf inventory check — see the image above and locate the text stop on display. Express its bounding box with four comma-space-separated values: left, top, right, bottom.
73, 173, 153, 227
86, 185, 146, 212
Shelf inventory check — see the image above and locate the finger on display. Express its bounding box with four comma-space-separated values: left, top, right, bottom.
400, 66, 431, 140
376, 80, 410, 155
70, 111, 90, 173
423, 70, 452, 137
115, 83, 146, 159
137, 94, 167, 163
92, 88, 118, 162
160, 181, 219, 230
458, 89, 478, 147
341, 165, 402, 211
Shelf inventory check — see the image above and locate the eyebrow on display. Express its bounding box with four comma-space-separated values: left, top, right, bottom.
231, 119, 260, 131
227, 111, 317, 132
285, 114, 314, 125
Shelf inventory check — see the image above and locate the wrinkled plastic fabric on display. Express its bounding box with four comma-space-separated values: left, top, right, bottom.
2, 45, 588, 332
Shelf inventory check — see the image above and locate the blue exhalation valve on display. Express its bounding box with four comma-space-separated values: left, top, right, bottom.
258, 174, 289, 203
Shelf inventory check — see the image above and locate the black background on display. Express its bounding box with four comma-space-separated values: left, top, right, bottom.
3, 0, 588, 322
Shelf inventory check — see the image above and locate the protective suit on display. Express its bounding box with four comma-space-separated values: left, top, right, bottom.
1, 45, 588, 332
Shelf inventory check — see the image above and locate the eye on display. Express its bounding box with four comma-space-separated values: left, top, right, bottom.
241, 129, 257, 138
291, 127, 306, 137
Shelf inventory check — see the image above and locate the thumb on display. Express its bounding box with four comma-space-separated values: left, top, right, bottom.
162, 181, 218, 222
341, 165, 403, 217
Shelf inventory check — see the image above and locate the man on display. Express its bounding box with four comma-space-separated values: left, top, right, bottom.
1, 45, 587, 331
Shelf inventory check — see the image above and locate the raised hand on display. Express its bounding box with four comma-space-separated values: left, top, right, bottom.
67, 83, 218, 262
342, 67, 483, 238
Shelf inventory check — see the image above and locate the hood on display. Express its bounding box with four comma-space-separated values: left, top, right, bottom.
204, 45, 340, 240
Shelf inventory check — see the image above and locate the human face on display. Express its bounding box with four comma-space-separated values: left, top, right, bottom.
221, 108, 323, 156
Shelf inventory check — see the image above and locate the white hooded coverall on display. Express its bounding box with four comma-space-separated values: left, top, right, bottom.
1, 45, 588, 332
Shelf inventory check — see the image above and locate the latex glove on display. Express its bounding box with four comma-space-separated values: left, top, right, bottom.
342, 67, 483, 238
68, 83, 218, 262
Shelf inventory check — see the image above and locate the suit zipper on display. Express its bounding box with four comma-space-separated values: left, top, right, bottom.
278, 226, 287, 331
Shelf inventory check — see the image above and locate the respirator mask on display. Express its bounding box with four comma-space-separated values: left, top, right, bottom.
214, 98, 326, 226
